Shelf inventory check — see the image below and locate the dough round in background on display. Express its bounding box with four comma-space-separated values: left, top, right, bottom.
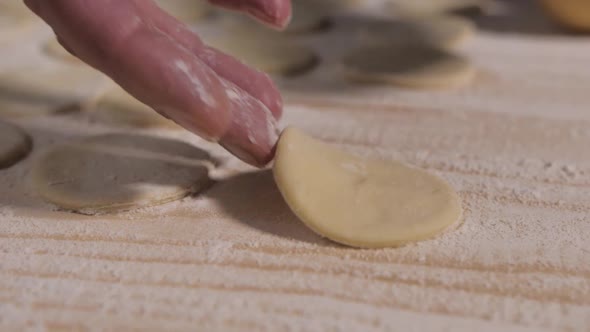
340, 43, 475, 89
541, 0, 590, 31
0, 2, 38, 44
286, 0, 331, 33
355, 15, 475, 48
43, 39, 81, 64
273, 127, 462, 248
154, 0, 211, 23
32, 134, 213, 215
0, 1, 35, 28
385, 0, 488, 16
91, 86, 180, 129
0, 121, 32, 169
207, 34, 317, 75
0, 65, 106, 118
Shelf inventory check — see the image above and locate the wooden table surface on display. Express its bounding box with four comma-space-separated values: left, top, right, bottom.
1, 1, 589, 331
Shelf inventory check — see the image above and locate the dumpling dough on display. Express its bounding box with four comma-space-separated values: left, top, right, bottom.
91, 85, 180, 129
273, 127, 462, 248
386, 0, 488, 16
32, 134, 213, 214
0, 121, 32, 169
0, 65, 106, 117
154, 0, 211, 23
286, 0, 331, 33
354, 15, 475, 48
541, 0, 590, 31
340, 43, 475, 88
0, 0, 40, 43
206, 32, 317, 75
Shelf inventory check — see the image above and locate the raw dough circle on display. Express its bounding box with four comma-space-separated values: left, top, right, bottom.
541, 0, 590, 31
32, 134, 213, 214
0, 121, 32, 169
340, 43, 475, 88
206, 33, 317, 75
386, 0, 488, 16
0, 65, 106, 117
154, 0, 211, 22
43, 39, 81, 64
91, 86, 180, 129
355, 15, 475, 48
273, 127, 462, 248
0, 1, 35, 28
286, 0, 331, 33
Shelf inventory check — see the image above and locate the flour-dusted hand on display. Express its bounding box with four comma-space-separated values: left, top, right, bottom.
23, 0, 291, 166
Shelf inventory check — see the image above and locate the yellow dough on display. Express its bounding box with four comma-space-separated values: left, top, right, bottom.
43, 39, 81, 64
32, 134, 213, 215
0, 1, 37, 43
385, 0, 488, 16
0, 1, 35, 28
273, 128, 462, 248
355, 15, 475, 49
541, 0, 590, 31
91, 85, 180, 129
0, 121, 32, 169
206, 32, 317, 75
154, 0, 211, 22
0, 65, 106, 117
340, 43, 475, 89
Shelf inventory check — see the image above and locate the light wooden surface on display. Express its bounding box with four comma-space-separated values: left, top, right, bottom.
1, 1, 590, 331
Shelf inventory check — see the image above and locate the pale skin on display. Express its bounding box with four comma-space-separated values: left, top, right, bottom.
23, 0, 292, 167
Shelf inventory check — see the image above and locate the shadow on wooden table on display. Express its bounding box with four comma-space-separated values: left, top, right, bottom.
204, 169, 341, 248
0, 118, 219, 217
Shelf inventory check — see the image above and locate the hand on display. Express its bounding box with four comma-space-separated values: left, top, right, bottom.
23, 0, 292, 167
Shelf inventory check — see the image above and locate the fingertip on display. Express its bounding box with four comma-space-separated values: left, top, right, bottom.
209, 0, 292, 29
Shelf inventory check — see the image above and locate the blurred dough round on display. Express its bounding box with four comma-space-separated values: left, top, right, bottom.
341, 43, 474, 88
273, 127, 462, 248
32, 134, 213, 215
207, 34, 317, 75
386, 0, 488, 16
0, 121, 32, 169
92, 86, 180, 129
0, 65, 106, 117
154, 0, 210, 22
355, 15, 475, 48
541, 0, 590, 30
43, 39, 81, 64
0, 1, 35, 28
286, 0, 330, 33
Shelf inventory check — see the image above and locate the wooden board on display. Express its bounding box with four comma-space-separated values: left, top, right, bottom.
1, 1, 589, 331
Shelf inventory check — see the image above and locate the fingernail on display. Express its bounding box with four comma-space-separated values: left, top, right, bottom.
219, 82, 279, 167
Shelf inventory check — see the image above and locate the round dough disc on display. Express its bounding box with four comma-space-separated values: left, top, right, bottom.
91, 86, 180, 129
340, 43, 475, 88
273, 127, 462, 248
0, 1, 35, 28
43, 39, 81, 64
32, 134, 213, 214
154, 0, 211, 23
286, 0, 330, 33
386, 0, 488, 16
355, 15, 475, 48
541, 0, 590, 31
0, 65, 106, 118
0, 121, 32, 169
206, 33, 317, 75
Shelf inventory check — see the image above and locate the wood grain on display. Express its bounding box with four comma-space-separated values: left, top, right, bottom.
1, 1, 589, 331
